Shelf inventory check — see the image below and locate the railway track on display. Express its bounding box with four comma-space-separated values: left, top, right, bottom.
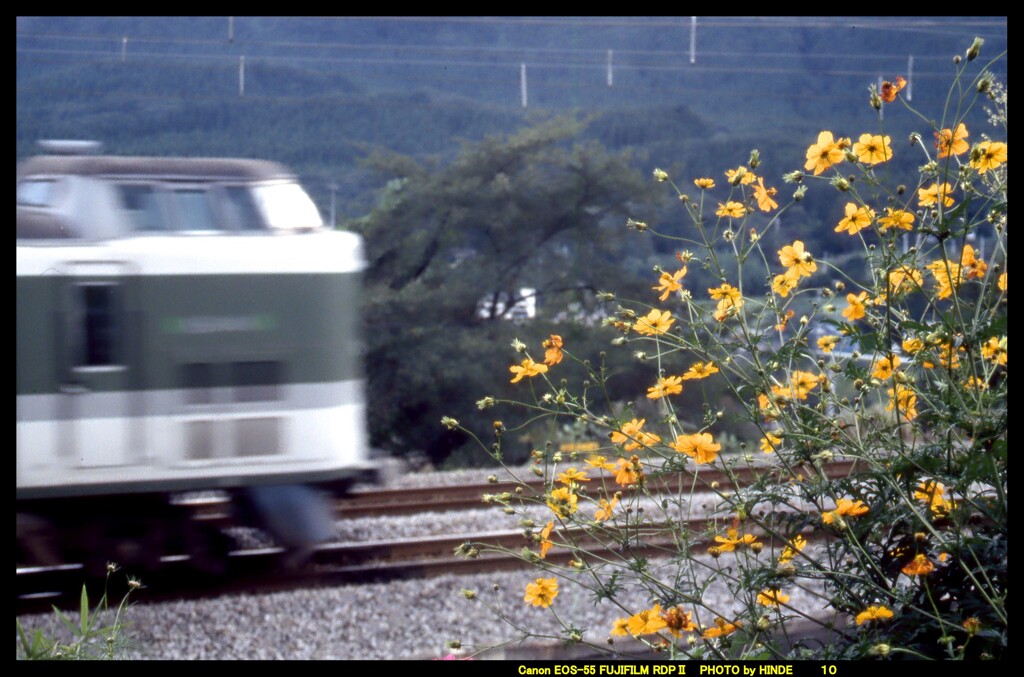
337, 458, 857, 518
17, 459, 856, 615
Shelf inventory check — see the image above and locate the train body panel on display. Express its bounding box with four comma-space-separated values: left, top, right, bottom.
17, 146, 377, 569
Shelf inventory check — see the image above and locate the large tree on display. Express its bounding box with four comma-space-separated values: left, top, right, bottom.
350, 117, 661, 467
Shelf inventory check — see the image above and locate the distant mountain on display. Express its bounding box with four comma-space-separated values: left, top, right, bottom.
17, 16, 1007, 220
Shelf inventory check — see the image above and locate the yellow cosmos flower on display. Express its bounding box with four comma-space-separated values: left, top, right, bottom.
964, 376, 988, 392
725, 166, 756, 185
753, 177, 778, 212
971, 140, 1007, 173
778, 240, 817, 279
928, 340, 964, 370
694, 177, 716, 189
713, 526, 760, 552
871, 355, 901, 380
998, 272, 1006, 292
681, 361, 719, 380
817, 335, 839, 353
556, 467, 590, 485
614, 456, 643, 486
901, 554, 935, 576
926, 259, 963, 300
760, 431, 783, 454
542, 334, 564, 365
835, 203, 875, 235
771, 271, 800, 298
853, 133, 893, 164
778, 534, 807, 563
715, 201, 748, 219
878, 208, 915, 233
842, 291, 869, 321
594, 496, 619, 522
935, 122, 969, 158
855, 605, 894, 625
805, 131, 845, 175
662, 606, 697, 637
610, 617, 630, 637
647, 375, 683, 399
791, 370, 820, 399
886, 384, 918, 421
708, 283, 742, 303
611, 418, 660, 451
653, 267, 687, 301
960, 244, 988, 280
902, 337, 925, 354
757, 589, 790, 606
633, 309, 675, 336
510, 358, 549, 383
887, 266, 924, 297
524, 577, 559, 608
918, 182, 955, 208
915, 481, 954, 516
539, 521, 554, 558
822, 498, 870, 524
627, 604, 668, 636
981, 336, 1007, 366
546, 487, 578, 518
671, 432, 721, 465
585, 455, 617, 472
702, 617, 742, 639
963, 617, 981, 635
880, 76, 906, 103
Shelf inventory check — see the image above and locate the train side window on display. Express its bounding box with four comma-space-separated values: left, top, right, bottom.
17, 179, 57, 207
182, 363, 214, 405
117, 184, 168, 231
72, 284, 122, 368
233, 361, 282, 402
169, 188, 219, 231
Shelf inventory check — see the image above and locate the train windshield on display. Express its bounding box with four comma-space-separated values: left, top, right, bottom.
251, 182, 323, 231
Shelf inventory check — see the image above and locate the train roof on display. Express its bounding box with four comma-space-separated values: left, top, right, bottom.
17, 155, 297, 183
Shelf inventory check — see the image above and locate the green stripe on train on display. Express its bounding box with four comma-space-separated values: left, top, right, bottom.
17, 272, 363, 395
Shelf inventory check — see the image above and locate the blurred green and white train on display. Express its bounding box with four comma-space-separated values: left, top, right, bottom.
16, 141, 376, 573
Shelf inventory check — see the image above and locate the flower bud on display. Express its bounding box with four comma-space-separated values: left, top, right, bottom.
748, 149, 761, 169
653, 168, 669, 182
461, 589, 477, 600
793, 185, 807, 202
869, 644, 891, 657
831, 176, 851, 192
966, 37, 984, 61
751, 541, 764, 554
441, 416, 460, 430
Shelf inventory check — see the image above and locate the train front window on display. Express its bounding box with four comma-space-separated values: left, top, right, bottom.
222, 186, 266, 231
250, 182, 323, 231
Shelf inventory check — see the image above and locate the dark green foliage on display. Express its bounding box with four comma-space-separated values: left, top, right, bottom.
351, 118, 662, 466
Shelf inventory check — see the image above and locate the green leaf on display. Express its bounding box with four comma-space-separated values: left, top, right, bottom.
80, 584, 90, 635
